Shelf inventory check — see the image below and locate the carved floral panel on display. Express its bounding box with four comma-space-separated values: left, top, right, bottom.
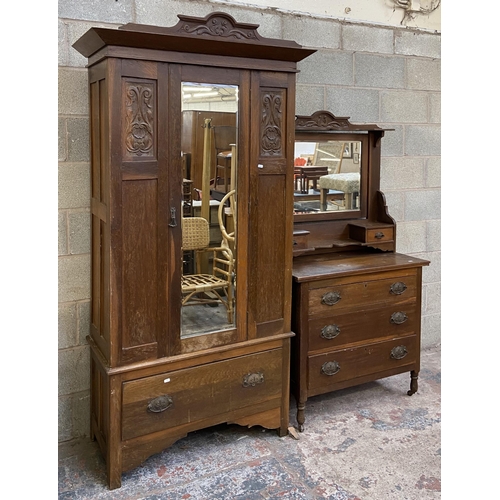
124, 81, 155, 158
260, 91, 284, 157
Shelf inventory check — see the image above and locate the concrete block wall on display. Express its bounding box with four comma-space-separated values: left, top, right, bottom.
58, 0, 441, 443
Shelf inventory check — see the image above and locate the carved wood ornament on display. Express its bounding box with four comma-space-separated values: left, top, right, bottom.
124, 82, 154, 157
295, 111, 351, 131
295, 110, 385, 133
261, 92, 283, 156
176, 13, 261, 40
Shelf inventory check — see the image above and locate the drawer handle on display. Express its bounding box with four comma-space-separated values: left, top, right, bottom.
321, 291, 341, 306
321, 361, 341, 376
390, 281, 407, 295
243, 372, 264, 387
147, 394, 173, 413
390, 345, 408, 360
375, 232, 385, 239
390, 311, 408, 324
321, 324, 341, 340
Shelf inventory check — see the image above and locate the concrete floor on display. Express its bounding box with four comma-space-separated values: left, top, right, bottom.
58, 346, 441, 499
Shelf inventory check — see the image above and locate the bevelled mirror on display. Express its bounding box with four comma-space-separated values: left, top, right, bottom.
294, 139, 362, 213
180, 82, 238, 338
292, 111, 386, 222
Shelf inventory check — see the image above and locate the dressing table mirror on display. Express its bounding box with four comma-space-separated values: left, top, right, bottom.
291, 110, 394, 253
293, 137, 362, 214
290, 111, 430, 432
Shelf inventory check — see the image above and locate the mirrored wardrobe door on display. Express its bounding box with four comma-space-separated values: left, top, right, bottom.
179, 81, 239, 339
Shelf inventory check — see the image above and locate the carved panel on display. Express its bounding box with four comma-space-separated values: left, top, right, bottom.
295, 111, 351, 131
124, 81, 155, 158
260, 91, 283, 157
176, 12, 260, 40
295, 110, 385, 133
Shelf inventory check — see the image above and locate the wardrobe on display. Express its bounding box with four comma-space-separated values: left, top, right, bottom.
73, 12, 315, 489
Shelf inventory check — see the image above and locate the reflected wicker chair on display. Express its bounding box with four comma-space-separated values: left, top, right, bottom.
181, 190, 235, 322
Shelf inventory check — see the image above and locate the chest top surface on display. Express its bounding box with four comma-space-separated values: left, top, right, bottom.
292, 252, 430, 283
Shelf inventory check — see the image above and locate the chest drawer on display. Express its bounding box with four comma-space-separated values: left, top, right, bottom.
308, 303, 418, 351
307, 335, 418, 392
122, 349, 283, 441
308, 272, 417, 316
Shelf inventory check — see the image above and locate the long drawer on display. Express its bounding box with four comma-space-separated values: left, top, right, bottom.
308, 303, 417, 352
308, 271, 417, 316
307, 335, 418, 392
122, 349, 283, 441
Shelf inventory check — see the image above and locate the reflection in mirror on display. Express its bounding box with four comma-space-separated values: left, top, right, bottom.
180, 82, 238, 338
294, 140, 362, 214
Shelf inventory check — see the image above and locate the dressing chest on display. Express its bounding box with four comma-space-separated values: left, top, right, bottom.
290, 111, 429, 431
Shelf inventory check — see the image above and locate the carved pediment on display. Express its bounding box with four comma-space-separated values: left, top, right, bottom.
295, 110, 386, 133
295, 111, 352, 131
74, 12, 316, 62
175, 12, 261, 41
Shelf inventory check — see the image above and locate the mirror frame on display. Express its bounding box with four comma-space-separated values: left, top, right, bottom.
293, 111, 386, 223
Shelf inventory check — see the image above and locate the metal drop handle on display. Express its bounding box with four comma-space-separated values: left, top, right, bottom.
243, 372, 265, 387
390, 311, 408, 324
321, 291, 341, 306
390, 281, 407, 295
321, 324, 341, 340
147, 394, 173, 413
321, 361, 341, 376
390, 345, 408, 360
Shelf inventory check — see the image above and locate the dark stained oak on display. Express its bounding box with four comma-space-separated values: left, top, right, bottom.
73, 12, 315, 490
291, 253, 429, 432
290, 112, 430, 432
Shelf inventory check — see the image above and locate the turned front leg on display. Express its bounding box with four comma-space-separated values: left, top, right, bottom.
407, 370, 418, 396
296, 400, 306, 432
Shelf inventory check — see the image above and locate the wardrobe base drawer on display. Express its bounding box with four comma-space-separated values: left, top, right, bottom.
307, 335, 418, 393
122, 349, 283, 441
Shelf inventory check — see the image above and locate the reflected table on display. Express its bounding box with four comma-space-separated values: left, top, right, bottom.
294, 165, 328, 193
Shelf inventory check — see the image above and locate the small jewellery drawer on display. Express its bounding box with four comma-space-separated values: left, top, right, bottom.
122, 349, 283, 441
293, 230, 310, 250
348, 223, 394, 244
307, 335, 418, 392
308, 272, 417, 316
365, 227, 394, 243
308, 304, 418, 352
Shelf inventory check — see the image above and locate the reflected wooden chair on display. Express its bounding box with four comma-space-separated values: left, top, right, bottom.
313, 141, 345, 174
181, 190, 236, 322
213, 126, 237, 193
